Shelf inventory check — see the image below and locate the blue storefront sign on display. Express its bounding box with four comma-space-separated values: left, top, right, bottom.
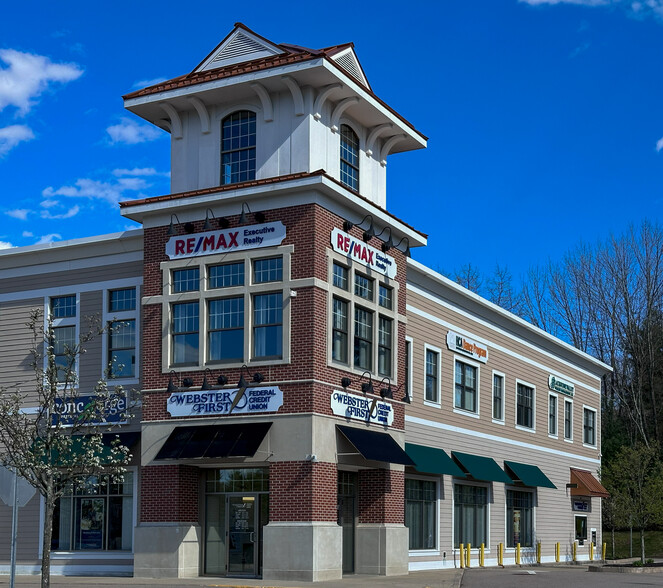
53, 394, 128, 426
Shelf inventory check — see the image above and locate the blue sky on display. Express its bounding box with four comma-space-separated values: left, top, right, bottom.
1, 0, 662, 282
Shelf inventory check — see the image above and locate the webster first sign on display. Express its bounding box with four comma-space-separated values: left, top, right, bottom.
331, 228, 396, 278
167, 386, 283, 417
166, 221, 286, 259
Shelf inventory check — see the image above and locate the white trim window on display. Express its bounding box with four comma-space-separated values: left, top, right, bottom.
424, 346, 441, 405
340, 124, 359, 192
454, 358, 478, 414
221, 110, 256, 185
328, 257, 398, 381
404, 337, 413, 402
583, 406, 597, 447
161, 247, 292, 371
48, 294, 79, 383
506, 489, 534, 548
516, 381, 535, 431
405, 477, 437, 550
106, 287, 139, 381
454, 482, 488, 548
548, 393, 558, 437
564, 398, 573, 441
492, 371, 504, 422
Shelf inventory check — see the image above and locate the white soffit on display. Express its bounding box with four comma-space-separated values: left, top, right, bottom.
196, 29, 283, 72
331, 47, 368, 87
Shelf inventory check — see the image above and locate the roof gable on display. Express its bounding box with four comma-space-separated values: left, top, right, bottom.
329, 46, 369, 89
195, 24, 284, 72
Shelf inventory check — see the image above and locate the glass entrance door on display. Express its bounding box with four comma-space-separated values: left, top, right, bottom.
338, 471, 357, 574
227, 496, 257, 576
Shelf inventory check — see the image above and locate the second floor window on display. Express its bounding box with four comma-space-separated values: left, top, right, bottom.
425, 349, 440, 404
583, 407, 596, 446
221, 110, 256, 185
340, 124, 359, 191
517, 383, 534, 429
455, 360, 477, 413
492, 373, 504, 420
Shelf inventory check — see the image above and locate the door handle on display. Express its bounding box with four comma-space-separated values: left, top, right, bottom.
249, 532, 256, 543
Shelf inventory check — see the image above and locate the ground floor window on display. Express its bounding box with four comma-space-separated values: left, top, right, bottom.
575, 515, 587, 542
405, 478, 436, 550
454, 484, 487, 547
506, 489, 534, 547
52, 472, 133, 551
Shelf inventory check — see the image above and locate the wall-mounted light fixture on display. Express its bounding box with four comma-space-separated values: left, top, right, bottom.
343, 214, 373, 235
342, 215, 411, 256
341, 377, 352, 389
166, 370, 179, 393
376, 227, 394, 252
379, 377, 393, 399
359, 371, 374, 395
167, 213, 195, 236
229, 365, 265, 414
201, 368, 213, 390
392, 236, 411, 257
239, 202, 266, 225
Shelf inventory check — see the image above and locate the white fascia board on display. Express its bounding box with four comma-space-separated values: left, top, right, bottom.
0, 229, 143, 262
320, 59, 427, 148
407, 258, 612, 376
123, 59, 327, 109
122, 176, 426, 247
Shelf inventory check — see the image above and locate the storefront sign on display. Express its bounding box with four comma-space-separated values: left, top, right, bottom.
165, 221, 286, 260
446, 331, 488, 363
330, 390, 394, 426
549, 375, 575, 397
331, 228, 396, 278
573, 499, 591, 512
53, 394, 127, 426
167, 386, 283, 417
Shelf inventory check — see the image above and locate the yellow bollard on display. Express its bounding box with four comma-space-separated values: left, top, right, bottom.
459, 544, 465, 568
555, 542, 560, 562
573, 541, 577, 562
602, 542, 607, 561
516, 543, 521, 565
466, 542, 471, 568
536, 541, 541, 564
498, 542, 503, 566
480, 543, 485, 567
589, 541, 594, 561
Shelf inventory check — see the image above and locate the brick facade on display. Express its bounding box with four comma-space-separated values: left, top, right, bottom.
140, 465, 199, 523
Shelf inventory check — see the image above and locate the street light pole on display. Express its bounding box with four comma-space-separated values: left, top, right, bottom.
10, 467, 18, 588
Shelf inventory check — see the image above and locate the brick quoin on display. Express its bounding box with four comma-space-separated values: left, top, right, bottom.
358, 469, 405, 525
140, 465, 199, 523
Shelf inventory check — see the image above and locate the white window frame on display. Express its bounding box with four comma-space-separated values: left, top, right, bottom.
582, 405, 597, 448
405, 474, 441, 556
492, 370, 505, 424
504, 486, 537, 551
102, 283, 141, 386
45, 294, 80, 385
159, 245, 293, 372
404, 336, 413, 403
452, 480, 491, 551
423, 344, 442, 408
327, 250, 399, 382
548, 392, 558, 439
564, 398, 574, 443
453, 355, 480, 418
515, 379, 536, 433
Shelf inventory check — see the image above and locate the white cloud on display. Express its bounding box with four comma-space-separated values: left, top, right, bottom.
0, 125, 35, 157
0, 240, 14, 249
520, 0, 609, 5
0, 49, 83, 116
131, 77, 167, 89
5, 208, 31, 220
43, 176, 150, 206
657, 137, 663, 152
40, 205, 80, 220
22, 231, 33, 238
106, 117, 162, 145
113, 167, 169, 177
520, 0, 663, 19
35, 233, 61, 244
40, 199, 59, 209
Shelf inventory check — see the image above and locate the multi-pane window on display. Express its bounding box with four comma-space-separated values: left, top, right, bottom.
253, 293, 283, 359
172, 302, 199, 365
332, 298, 349, 364
405, 479, 436, 550
173, 268, 200, 293
378, 285, 392, 309
51, 295, 76, 318
575, 516, 587, 541
208, 298, 244, 362
109, 289, 136, 312
583, 407, 596, 446
209, 262, 244, 289
455, 360, 477, 412
53, 326, 76, 382
549, 395, 558, 436
254, 257, 282, 283
564, 400, 573, 440
221, 110, 256, 185
454, 484, 487, 547
425, 349, 439, 403
377, 317, 392, 377
506, 490, 534, 547
493, 373, 504, 421
354, 274, 373, 301
333, 263, 349, 290
354, 307, 373, 371
108, 320, 135, 378
405, 339, 412, 401
516, 383, 534, 429
52, 473, 133, 551
340, 124, 359, 191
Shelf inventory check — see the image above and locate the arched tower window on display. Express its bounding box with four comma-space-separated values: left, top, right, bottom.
340, 124, 359, 192
221, 110, 256, 185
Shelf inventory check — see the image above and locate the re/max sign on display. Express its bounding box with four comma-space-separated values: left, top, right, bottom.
331, 228, 396, 278
165, 221, 286, 259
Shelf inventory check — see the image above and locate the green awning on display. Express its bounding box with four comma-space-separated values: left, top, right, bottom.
405, 443, 466, 477
505, 461, 557, 489
451, 451, 512, 483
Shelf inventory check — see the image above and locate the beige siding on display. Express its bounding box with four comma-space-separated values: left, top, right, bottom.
79, 290, 104, 392
0, 493, 41, 561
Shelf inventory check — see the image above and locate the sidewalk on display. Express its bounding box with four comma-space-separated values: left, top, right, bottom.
0, 569, 464, 588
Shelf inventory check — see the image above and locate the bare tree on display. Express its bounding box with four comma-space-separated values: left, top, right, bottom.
453, 263, 483, 294
0, 310, 132, 588
486, 264, 522, 314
